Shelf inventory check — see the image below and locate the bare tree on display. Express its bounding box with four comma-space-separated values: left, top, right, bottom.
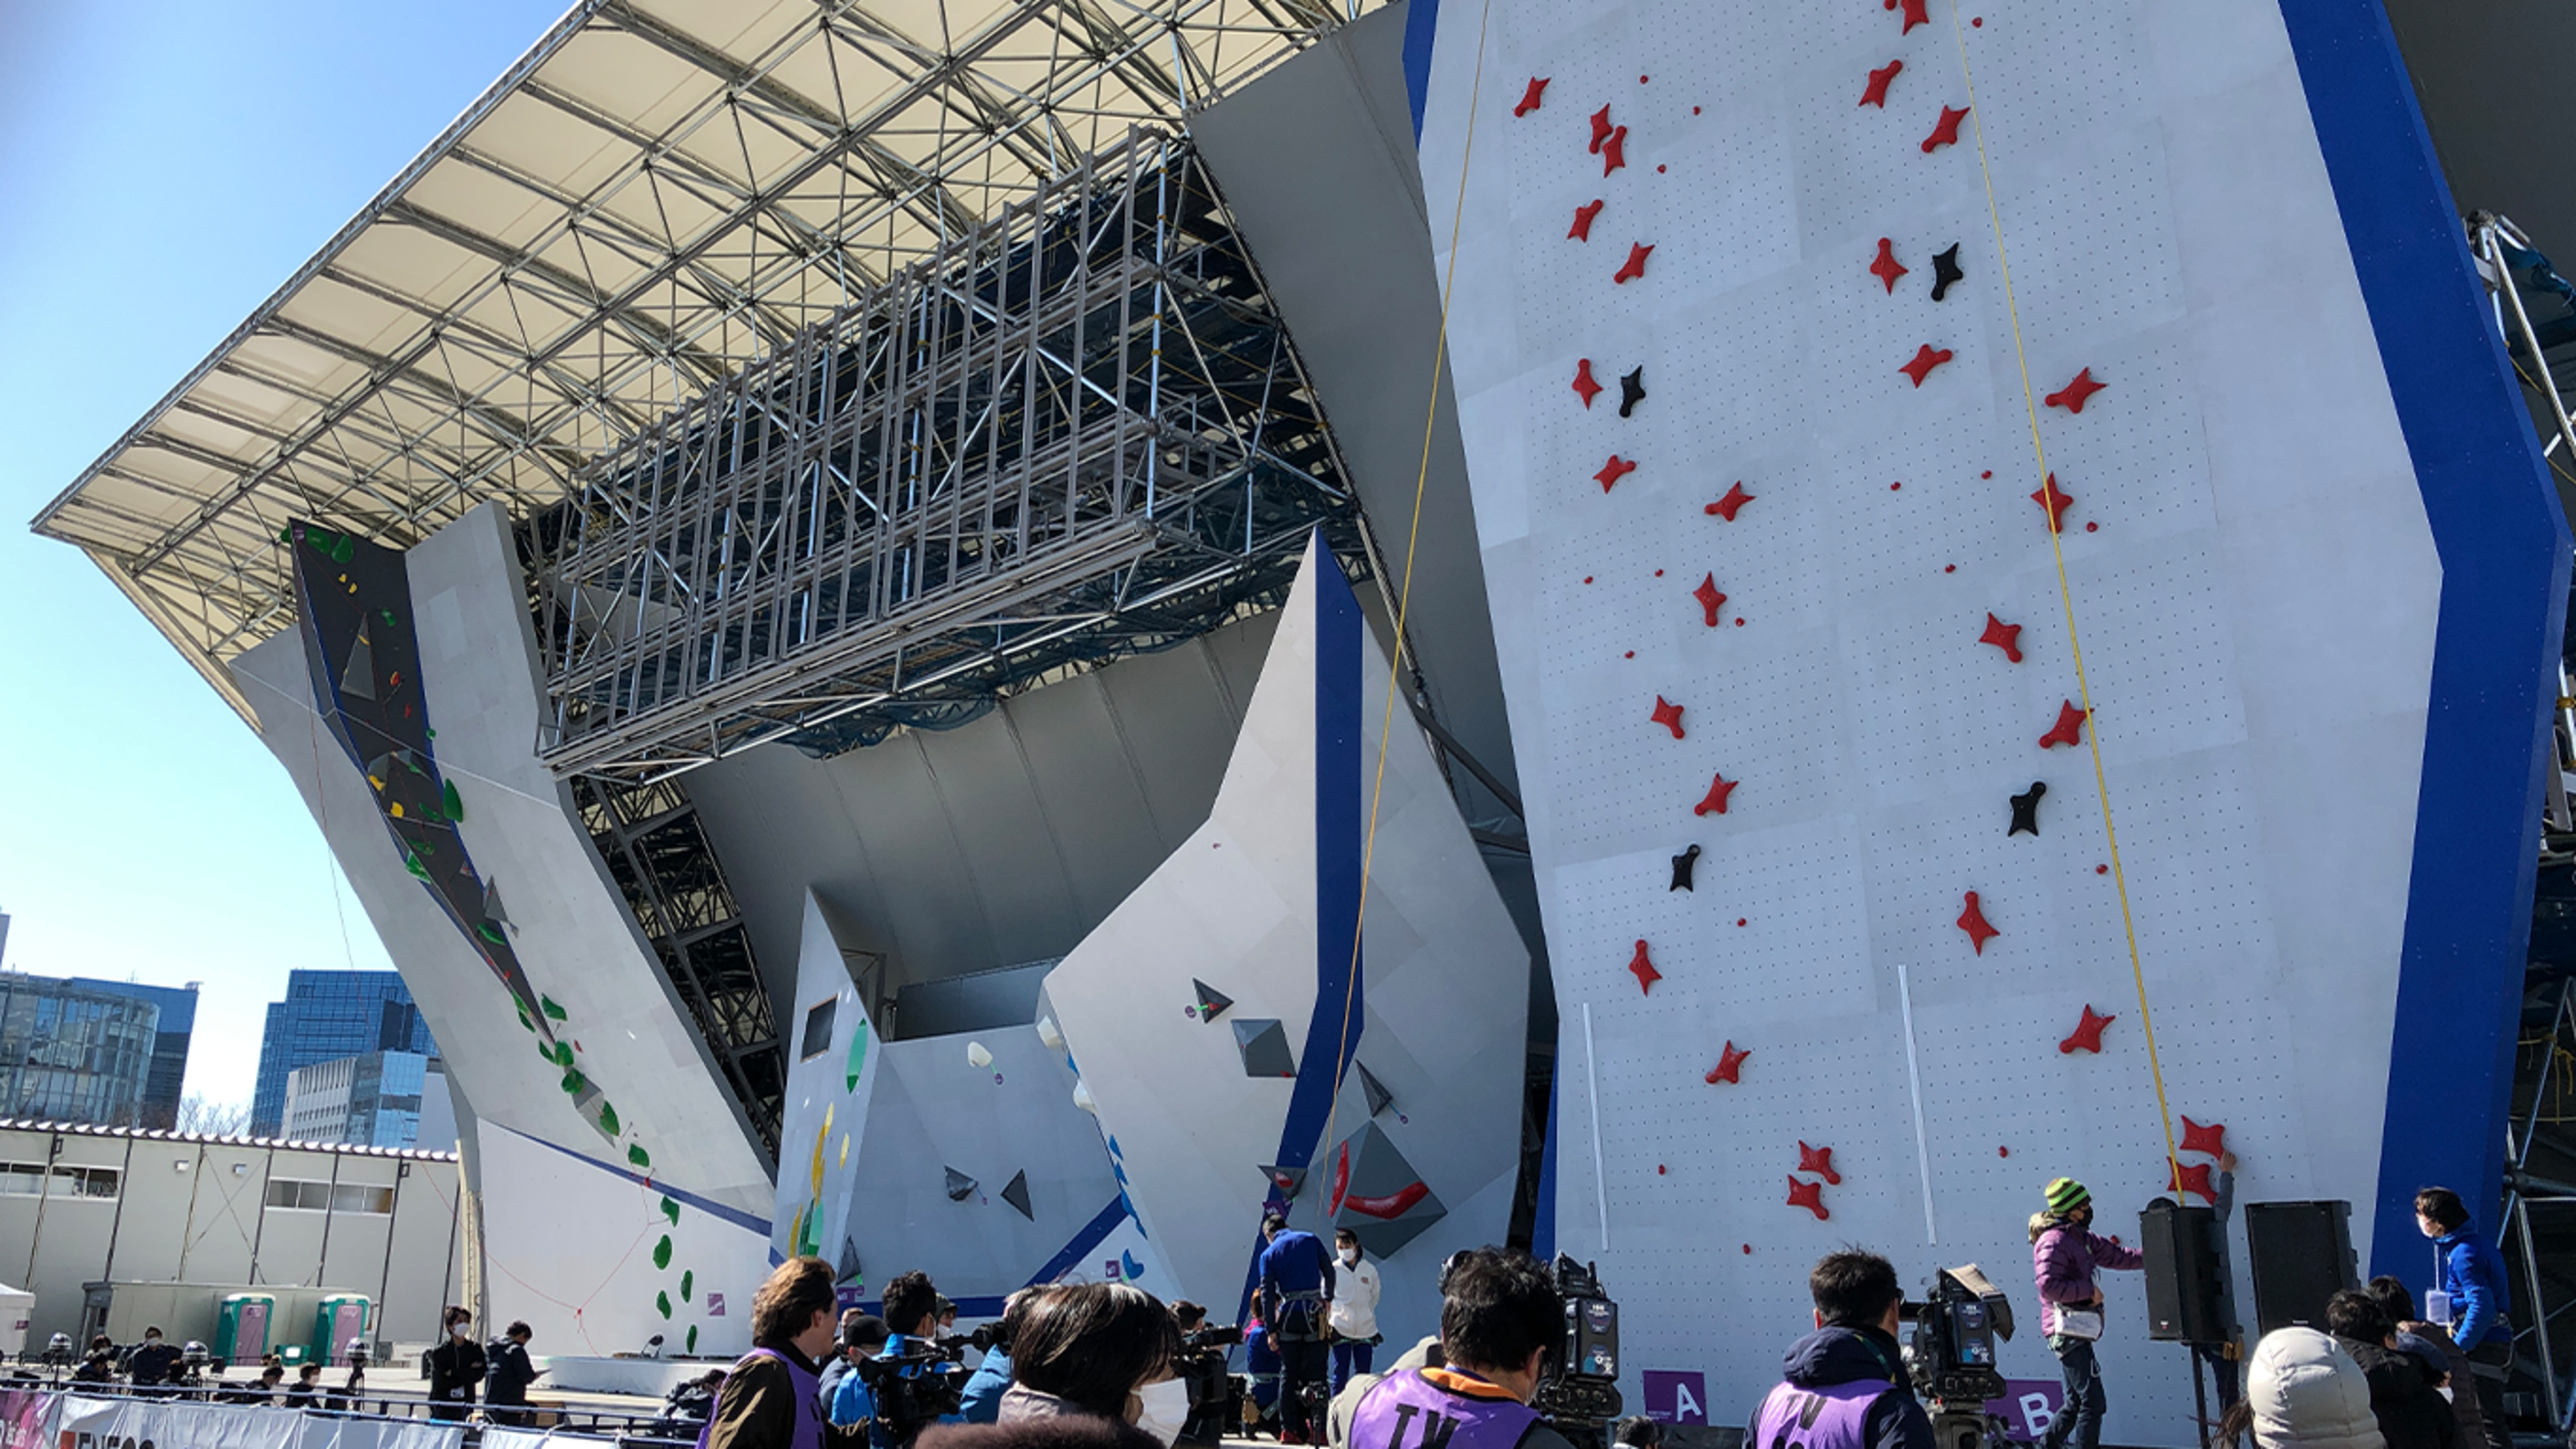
175, 1094, 250, 1137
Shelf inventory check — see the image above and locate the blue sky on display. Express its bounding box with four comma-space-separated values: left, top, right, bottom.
0, 0, 569, 1108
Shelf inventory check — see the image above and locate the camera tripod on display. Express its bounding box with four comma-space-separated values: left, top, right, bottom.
1927, 1406, 2015, 1449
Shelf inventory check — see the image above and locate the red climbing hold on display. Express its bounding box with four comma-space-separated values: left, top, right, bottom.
2039, 700, 2088, 749
1602, 126, 1629, 175
2031, 473, 2075, 532
2167, 1158, 2216, 1203
1692, 573, 1727, 627
1900, 0, 1930, 31
1786, 1176, 1830, 1220
1595, 454, 1637, 492
1615, 242, 1653, 283
1979, 613, 2025, 663
2046, 366, 2107, 414
2179, 1116, 2227, 1158
1707, 481, 1755, 520
1957, 891, 2000, 954
1901, 344, 1954, 387
1651, 696, 1686, 739
1707, 1041, 1751, 1084
1569, 199, 1604, 242
1514, 76, 1550, 118
1860, 60, 1902, 109
1798, 1141, 1842, 1185
1589, 105, 1614, 153
1573, 359, 1604, 408
1628, 939, 1663, 995
1870, 237, 1909, 294
2059, 1004, 2116, 1055
1922, 105, 1969, 154
1695, 772, 1737, 816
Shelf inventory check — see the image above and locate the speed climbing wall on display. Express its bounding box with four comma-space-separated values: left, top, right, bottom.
1412, 0, 2566, 1439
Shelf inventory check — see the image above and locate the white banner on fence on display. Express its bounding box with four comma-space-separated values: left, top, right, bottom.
51, 1395, 466, 1449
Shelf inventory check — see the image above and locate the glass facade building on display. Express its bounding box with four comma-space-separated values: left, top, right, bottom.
281, 1049, 440, 1147
65, 979, 196, 1130
250, 971, 436, 1137
0, 975, 164, 1126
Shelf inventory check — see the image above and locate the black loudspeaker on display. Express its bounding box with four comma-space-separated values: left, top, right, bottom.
2140, 1201, 2234, 1344
2244, 1199, 2358, 1334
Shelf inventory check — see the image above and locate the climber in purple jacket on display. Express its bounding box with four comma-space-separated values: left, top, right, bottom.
2030, 1178, 2144, 1449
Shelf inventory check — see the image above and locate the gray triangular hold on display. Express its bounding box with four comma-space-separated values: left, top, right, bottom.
482, 879, 514, 931
1259, 1164, 1307, 1199
1233, 1018, 1296, 1078
1001, 1170, 1034, 1221
340, 625, 376, 700
837, 1238, 863, 1285
944, 1166, 979, 1202
1357, 1062, 1394, 1117
1192, 979, 1233, 1022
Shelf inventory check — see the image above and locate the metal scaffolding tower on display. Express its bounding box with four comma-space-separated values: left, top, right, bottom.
527, 132, 1360, 780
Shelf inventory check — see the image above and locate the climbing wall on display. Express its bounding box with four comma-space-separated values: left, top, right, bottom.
1039, 535, 1532, 1349
1415, 0, 2559, 1439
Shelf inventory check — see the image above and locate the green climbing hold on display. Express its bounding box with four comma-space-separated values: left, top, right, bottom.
443, 781, 464, 822
656, 1290, 671, 1320
517, 1008, 535, 1033
541, 997, 568, 1022
845, 1018, 869, 1092
555, 1042, 576, 1067
477, 923, 506, 945
331, 535, 353, 564
680, 1269, 693, 1302
381, 609, 398, 627
661, 1195, 679, 1225
279, 525, 295, 545
560, 1069, 588, 1095
597, 1101, 620, 1135
535, 1040, 559, 1067
412, 838, 436, 857
653, 1236, 673, 1270
404, 854, 431, 882
685, 1326, 698, 1355
629, 1144, 652, 1170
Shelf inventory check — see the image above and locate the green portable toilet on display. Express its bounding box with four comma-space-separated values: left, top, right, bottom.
311, 1294, 370, 1366
213, 1293, 275, 1365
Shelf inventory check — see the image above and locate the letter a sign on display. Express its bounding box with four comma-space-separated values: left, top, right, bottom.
1641, 1370, 1707, 1426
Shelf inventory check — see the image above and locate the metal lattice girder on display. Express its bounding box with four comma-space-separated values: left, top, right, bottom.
31, 0, 1369, 720
529, 132, 1359, 781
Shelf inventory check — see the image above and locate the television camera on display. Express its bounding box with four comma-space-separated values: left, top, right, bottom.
856, 1337, 971, 1447
1174, 1323, 1246, 1446
1530, 1255, 1623, 1449
1899, 1265, 2017, 1449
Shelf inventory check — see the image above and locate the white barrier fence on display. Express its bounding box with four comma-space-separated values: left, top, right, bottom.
23, 1393, 464, 1449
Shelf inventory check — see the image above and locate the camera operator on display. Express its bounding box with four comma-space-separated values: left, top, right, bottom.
1168, 1301, 1246, 1445
1344, 1248, 1575, 1449
2031, 1178, 2143, 1449
1257, 1212, 1336, 1445
708, 1256, 869, 1449
960, 1292, 1036, 1426
1746, 1251, 1934, 1449
831, 1316, 895, 1428
71, 1335, 117, 1385
868, 1271, 969, 1449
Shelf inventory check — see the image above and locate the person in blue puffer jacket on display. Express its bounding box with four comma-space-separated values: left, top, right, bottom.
2414, 1187, 2512, 1449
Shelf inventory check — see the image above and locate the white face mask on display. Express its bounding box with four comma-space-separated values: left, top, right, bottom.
1340, 1249, 1359, 1265
451, 1324, 471, 1340
1133, 1377, 1190, 1447
144, 1336, 161, 1345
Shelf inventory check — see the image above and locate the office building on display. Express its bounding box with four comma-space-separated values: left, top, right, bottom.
0, 974, 167, 1128
281, 1050, 452, 1150
65, 980, 196, 1130
250, 971, 436, 1137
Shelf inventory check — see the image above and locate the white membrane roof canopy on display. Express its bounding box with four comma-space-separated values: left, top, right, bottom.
31, 0, 1361, 716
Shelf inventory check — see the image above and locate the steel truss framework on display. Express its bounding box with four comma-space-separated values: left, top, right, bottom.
530, 131, 1360, 778
571, 772, 785, 1160
30, 0, 1366, 716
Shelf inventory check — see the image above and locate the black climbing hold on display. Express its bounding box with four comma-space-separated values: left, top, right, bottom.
1930, 244, 1965, 302
1670, 843, 1703, 892
837, 1237, 863, 1284
1191, 978, 1233, 1023
1259, 1163, 1307, 1199
943, 1166, 979, 1202
1001, 1170, 1034, 1221
2009, 781, 2047, 837
1357, 1061, 1395, 1117
1233, 1018, 1297, 1078
1619, 366, 1647, 418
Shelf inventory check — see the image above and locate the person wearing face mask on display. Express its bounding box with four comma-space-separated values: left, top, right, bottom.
831, 1316, 894, 1428
1327, 1232, 1382, 1394
705, 1256, 871, 1449
426, 1307, 487, 1421
2032, 1179, 2145, 1449
980, 1282, 1186, 1447
125, 1327, 181, 1390
1344, 1249, 1579, 1449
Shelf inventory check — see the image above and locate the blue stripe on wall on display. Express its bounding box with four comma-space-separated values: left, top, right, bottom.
488, 1121, 772, 1237
1236, 538, 1369, 1323
1401, 0, 1439, 140
2275, 0, 2571, 1277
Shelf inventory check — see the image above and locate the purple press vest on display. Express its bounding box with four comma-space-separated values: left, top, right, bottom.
1347, 1369, 1542, 1449
698, 1348, 825, 1449
1750, 1377, 1893, 1449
